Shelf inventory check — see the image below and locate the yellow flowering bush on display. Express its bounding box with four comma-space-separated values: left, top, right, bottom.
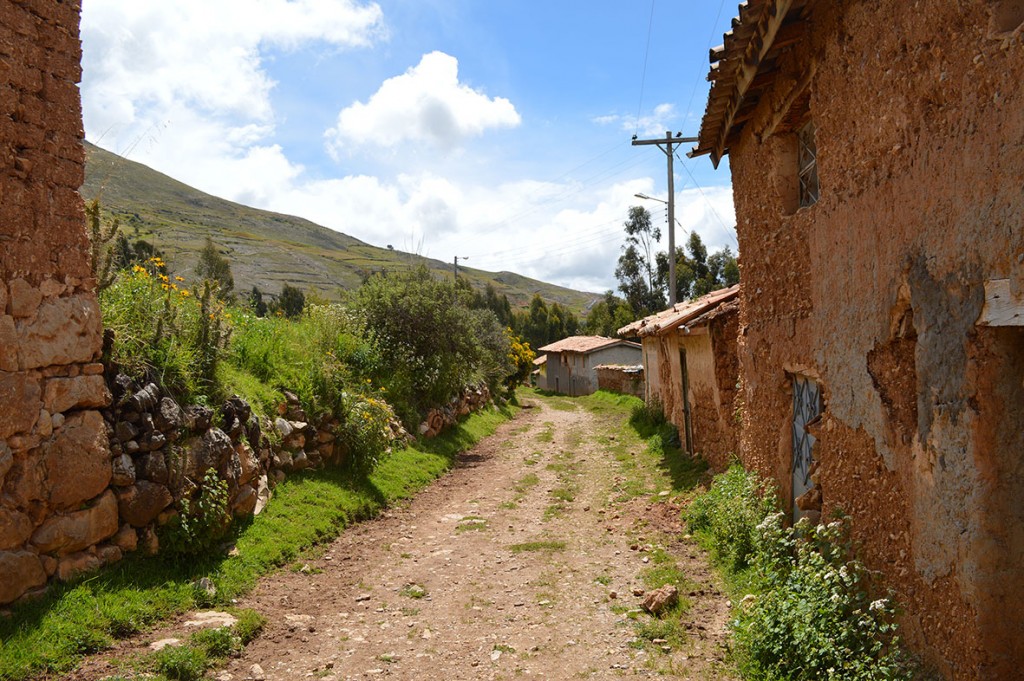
504, 328, 536, 392
100, 262, 230, 401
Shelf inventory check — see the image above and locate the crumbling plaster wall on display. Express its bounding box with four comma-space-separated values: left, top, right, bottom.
0, 0, 113, 604
728, 0, 1023, 677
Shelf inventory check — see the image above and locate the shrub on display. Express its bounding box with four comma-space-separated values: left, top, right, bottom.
735, 515, 909, 681
353, 266, 511, 427
160, 469, 230, 558
228, 305, 399, 472
685, 464, 778, 571
687, 466, 913, 681
278, 283, 306, 318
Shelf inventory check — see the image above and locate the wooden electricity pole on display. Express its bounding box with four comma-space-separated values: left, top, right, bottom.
632, 131, 698, 306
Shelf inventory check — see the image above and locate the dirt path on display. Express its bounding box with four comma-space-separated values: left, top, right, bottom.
86, 395, 736, 680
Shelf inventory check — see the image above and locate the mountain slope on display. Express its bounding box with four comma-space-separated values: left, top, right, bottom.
82, 142, 598, 312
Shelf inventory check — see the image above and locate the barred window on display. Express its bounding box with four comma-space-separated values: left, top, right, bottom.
798, 120, 819, 208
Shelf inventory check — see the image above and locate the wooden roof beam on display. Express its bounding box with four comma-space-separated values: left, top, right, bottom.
711, 0, 795, 167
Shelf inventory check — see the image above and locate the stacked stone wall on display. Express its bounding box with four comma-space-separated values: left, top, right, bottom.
728, 1, 1023, 676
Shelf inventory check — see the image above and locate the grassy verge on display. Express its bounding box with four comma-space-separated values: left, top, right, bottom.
0, 404, 515, 681
570, 390, 708, 670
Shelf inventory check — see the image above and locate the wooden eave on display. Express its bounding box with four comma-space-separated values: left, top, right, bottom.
691, 0, 814, 168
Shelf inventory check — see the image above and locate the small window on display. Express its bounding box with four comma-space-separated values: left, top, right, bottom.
797, 120, 819, 208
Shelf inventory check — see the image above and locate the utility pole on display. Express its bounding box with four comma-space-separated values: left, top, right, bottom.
453, 255, 467, 282
632, 131, 698, 306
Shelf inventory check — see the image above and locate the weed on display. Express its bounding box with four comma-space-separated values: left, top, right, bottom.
400, 584, 428, 599
233, 609, 267, 645
685, 464, 777, 571
160, 468, 230, 559
513, 473, 540, 494
508, 541, 566, 553
190, 626, 240, 659
151, 645, 208, 681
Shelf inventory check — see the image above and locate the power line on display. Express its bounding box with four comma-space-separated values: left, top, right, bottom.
675, 152, 738, 247
634, 0, 657, 136
683, 0, 728, 123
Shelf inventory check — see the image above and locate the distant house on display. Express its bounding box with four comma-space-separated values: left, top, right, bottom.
537, 336, 642, 396
619, 286, 740, 471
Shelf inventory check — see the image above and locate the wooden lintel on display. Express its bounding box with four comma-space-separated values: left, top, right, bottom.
758, 60, 817, 141
977, 278, 1024, 326
677, 325, 709, 337
712, 0, 795, 166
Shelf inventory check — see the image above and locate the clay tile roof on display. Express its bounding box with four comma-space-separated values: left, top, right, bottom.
690, 0, 814, 167
533, 355, 547, 366
617, 285, 740, 338
537, 336, 638, 354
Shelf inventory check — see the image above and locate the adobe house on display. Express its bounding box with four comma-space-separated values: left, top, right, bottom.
619, 285, 740, 471
0, 1, 112, 603
690, 0, 1023, 677
537, 336, 641, 396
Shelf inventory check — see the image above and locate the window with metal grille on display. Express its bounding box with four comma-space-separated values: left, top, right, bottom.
798, 120, 819, 208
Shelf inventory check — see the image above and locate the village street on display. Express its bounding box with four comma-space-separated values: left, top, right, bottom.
81, 393, 735, 680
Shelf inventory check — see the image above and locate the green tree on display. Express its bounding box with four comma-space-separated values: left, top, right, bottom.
585, 291, 637, 337
195, 237, 234, 300
278, 283, 305, 318
522, 294, 550, 350
615, 206, 665, 316
657, 233, 740, 300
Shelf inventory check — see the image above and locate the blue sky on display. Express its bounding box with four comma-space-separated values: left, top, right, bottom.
81, 0, 737, 293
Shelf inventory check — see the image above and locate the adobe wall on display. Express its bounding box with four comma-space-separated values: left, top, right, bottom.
728, 1, 1023, 677
595, 365, 644, 398
0, 1, 114, 603
642, 305, 740, 472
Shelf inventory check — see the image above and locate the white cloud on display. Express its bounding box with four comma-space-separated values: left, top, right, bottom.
325, 51, 521, 155
81, 0, 386, 220
83, 0, 384, 133
592, 103, 678, 138
78, 2, 736, 296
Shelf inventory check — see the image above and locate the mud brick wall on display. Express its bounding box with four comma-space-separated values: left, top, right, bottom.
727, 1, 1023, 677
0, 1, 112, 604
594, 365, 644, 399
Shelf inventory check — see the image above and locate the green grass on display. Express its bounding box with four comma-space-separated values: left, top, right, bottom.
513, 473, 540, 493
508, 540, 567, 553
0, 405, 514, 681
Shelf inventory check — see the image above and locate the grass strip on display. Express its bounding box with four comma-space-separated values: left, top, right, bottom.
0, 404, 515, 681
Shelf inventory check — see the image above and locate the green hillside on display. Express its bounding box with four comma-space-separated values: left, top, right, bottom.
82, 142, 598, 313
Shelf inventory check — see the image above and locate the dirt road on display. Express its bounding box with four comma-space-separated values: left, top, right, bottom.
90, 394, 736, 680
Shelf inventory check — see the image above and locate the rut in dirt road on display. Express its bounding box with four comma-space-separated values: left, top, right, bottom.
219, 394, 735, 680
